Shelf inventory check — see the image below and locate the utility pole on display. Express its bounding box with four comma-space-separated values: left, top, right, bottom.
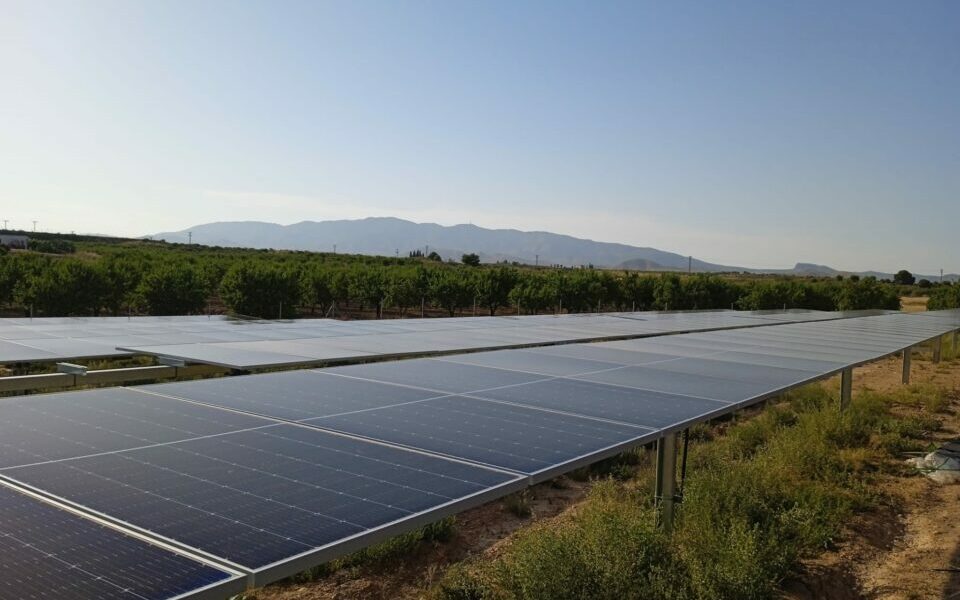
688, 256, 692, 274
333, 244, 337, 254
941, 269, 944, 283
2, 219, 7, 230
32, 220, 37, 232
535, 254, 539, 267
188, 231, 192, 245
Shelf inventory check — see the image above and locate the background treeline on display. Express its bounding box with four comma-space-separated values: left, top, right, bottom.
0, 240, 921, 318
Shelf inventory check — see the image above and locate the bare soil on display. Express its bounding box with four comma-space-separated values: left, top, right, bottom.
783, 351, 960, 600
901, 297, 930, 313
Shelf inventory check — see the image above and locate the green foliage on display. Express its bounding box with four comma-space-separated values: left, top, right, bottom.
13, 259, 106, 315
430, 269, 475, 316
834, 278, 901, 310
435, 384, 932, 600
476, 267, 519, 315
0, 238, 913, 317
300, 265, 334, 315
462, 253, 481, 267
220, 261, 301, 318
928, 285, 960, 310
137, 264, 209, 315
893, 269, 915, 285
27, 238, 76, 254
290, 517, 456, 583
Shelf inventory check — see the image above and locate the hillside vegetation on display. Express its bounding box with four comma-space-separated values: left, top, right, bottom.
0, 237, 923, 318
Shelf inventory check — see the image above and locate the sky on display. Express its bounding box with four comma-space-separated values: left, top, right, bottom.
1, 1, 958, 274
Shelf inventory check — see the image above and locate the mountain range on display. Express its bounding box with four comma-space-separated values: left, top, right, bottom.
151, 217, 958, 282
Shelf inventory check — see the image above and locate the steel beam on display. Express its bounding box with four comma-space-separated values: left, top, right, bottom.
902, 347, 912, 385
654, 432, 678, 532
839, 367, 853, 412
0, 365, 226, 394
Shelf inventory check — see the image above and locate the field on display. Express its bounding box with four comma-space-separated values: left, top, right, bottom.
244, 332, 960, 600
0, 233, 926, 320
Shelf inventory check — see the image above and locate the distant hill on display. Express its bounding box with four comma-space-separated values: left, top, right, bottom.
151, 217, 959, 281
153, 217, 740, 271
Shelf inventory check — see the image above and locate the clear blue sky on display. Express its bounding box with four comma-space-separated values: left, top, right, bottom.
2, 1, 957, 273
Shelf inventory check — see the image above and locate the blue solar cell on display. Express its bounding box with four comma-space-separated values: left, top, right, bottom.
2, 424, 520, 570
0, 388, 268, 469
471, 378, 728, 428
0, 483, 240, 600
147, 371, 441, 421
437, 350, 622, 376
307, 395, 645, 474
323, 360, 546, 394
572, 366, 773, 402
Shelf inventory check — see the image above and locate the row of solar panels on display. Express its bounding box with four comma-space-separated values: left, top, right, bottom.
1, 310, 958, 599
0, 308, 885, 366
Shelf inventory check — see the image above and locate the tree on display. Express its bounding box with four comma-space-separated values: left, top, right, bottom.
835, 278, 901, 311
14, 260, 106, 315
385, 270, 421, 317
220, 262, 301, 318
427, 251, 442, 262
621, 273, 656, 311
349, 267, 387, 318
137, 264, 208, 315
475, 266, 518, 315
917, 279, 932, 289
653, 274, 683, 310
461, 253, 481, 267
928, 285, 960, 310
508, 277, 555, 314
28, 239, 75, 254
893, 270, 915, 285
300, 265, 333, 315
98, 255, 144, 315
429, 269, 473, 316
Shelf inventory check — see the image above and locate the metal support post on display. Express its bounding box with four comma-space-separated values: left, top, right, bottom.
902, 347, 912, 385
933, 337, 942, 364
654, 432, 678, 532
839, 367, 852, 412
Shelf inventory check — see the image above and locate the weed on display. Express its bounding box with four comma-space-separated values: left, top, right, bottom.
504, 490, 533, 518
434, 383, 936, 600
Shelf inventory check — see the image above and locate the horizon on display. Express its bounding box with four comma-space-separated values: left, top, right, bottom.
4, 215, 957, 277
2, 1, 958, 274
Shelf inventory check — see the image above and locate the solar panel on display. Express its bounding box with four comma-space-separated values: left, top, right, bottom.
0, 387, 269, 469
0, 481, 243, 600
114, 309, 868, 370
1, 424, 522, 574
147, 371, 442, 421
305, 394, 648, 474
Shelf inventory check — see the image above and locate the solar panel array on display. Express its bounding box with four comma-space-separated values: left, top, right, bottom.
116, 309, 885, 370
0, 310, 956, 597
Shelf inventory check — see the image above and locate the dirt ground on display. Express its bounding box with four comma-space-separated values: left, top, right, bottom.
902, 296, 930, 312
255, 319, 960, 600
784, 350, 960, 600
